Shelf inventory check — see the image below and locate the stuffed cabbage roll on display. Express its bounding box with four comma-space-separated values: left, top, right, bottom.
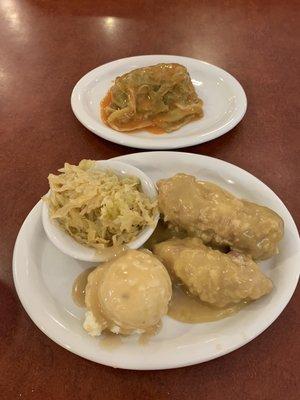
101, 63, 203, 133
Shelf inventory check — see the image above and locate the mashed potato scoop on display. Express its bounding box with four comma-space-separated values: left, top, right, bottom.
84, 250, 172, 336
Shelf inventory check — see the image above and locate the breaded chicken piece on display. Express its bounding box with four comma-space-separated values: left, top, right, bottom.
153, 238, 273, 307
157, 174, 284, 260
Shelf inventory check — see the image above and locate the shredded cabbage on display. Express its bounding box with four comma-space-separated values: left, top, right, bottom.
46, 160, 158, 249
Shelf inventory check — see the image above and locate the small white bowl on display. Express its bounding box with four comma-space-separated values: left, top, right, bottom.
42, 160, 159, 262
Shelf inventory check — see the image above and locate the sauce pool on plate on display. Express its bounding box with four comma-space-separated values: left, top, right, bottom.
72, 267, 95, 307
100, 91, 165, 135
72, 259, 245, 327
168, 284, 247, 323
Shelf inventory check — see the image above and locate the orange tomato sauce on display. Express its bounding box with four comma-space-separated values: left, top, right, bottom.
100, 91, 166, 135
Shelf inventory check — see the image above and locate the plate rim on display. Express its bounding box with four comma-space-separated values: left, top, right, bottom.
71, 55, 247, 150
13, 152, 300, 370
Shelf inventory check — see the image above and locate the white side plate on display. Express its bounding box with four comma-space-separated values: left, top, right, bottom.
71, 55, 247, 149
13, 152, 299, 370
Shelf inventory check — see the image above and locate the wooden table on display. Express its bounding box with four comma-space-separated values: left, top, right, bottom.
1, 1, 299, 399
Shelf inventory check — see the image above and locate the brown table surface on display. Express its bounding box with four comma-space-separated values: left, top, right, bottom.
1, 1, 299, 399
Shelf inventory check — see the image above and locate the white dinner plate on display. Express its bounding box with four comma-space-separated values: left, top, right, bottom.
71, 55, 247, 149
13, 152, 299, 370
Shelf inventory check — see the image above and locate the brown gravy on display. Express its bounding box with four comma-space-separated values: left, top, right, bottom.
73, 265, 245, 329
143, 220, 187, 251
138, 323, 161, 345
71, 246, 128, 309
168, 284, 246, 323
72, 222, 247, 334
100, 332, 123, 350
98, 245, 127, 260
72, 267, 95, 307
100, 326, 159, 349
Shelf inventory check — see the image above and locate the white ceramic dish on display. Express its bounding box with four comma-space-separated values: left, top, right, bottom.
42, 160, 158, 262
71, 55, 247, 149
13, 152, 299, 370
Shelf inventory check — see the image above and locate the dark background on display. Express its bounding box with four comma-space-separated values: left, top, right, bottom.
0, 1, 299, 399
